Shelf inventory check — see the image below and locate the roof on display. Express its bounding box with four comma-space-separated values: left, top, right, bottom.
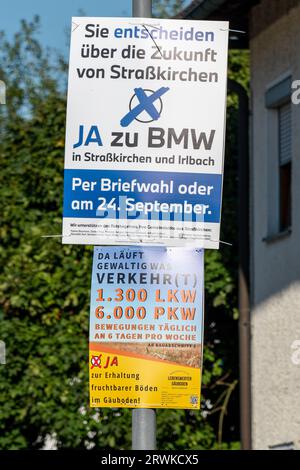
176, 0, 260, 48
176, 0, 228, 20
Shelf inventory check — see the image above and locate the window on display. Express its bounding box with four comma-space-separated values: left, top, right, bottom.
278, 102, 292, 231
265, 75, 292, 240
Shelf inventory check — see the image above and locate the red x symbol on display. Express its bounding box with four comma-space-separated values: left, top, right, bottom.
91, 355, 102, 369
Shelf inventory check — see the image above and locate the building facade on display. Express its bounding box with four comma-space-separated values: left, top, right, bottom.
180, 0, 300, 450
249, 0, 300, 450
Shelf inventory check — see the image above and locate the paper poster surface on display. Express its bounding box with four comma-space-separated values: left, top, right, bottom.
63, 17, 229, 248
89, 246, 204, 409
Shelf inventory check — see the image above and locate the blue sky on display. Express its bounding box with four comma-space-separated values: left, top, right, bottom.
0, 0, 132, 54
1, 1, 190, 55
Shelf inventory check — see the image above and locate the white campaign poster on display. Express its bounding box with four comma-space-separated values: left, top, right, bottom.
62, 17, 229, 248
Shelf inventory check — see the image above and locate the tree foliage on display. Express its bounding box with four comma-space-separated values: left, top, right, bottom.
0, 16, 249, 450
153, 0, 185, 18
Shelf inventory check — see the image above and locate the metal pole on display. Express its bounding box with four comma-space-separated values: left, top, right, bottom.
131, 0, 156, 451
132, 408, 156, 450
133, 0, 152, 18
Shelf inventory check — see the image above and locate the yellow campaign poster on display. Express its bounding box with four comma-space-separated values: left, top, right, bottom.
89, 246, 204, 409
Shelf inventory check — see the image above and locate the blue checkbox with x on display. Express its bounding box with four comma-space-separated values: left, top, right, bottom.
120, 87, 170, 127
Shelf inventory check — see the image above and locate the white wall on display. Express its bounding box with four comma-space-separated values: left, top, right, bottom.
250, 4, 300, 450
